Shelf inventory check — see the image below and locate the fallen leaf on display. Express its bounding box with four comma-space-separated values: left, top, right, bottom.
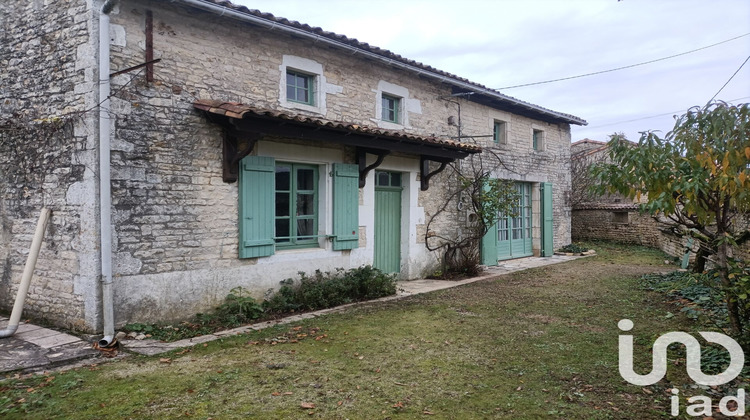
300, 402, 315, 409
393, 401, 404, 408
516, 386, 522, 391
423, 410, 434, 415
271, 392, 281, 396
159, 358, 172, 364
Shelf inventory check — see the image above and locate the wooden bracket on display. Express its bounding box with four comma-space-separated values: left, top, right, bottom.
420, 156, 452, 191
222, 130, 260, 182
357, 148, 390, 188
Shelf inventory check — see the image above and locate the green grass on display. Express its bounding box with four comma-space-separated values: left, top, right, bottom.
0, 243, 722, 419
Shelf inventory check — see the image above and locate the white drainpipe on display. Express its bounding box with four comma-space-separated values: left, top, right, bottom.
0, 209, 51, 338
98, 0, 119, 347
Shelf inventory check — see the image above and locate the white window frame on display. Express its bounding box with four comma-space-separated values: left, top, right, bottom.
531, 126, 545, 151
373, 81, 420, 129
488, 110, 511, 146
279, 55, 341, 115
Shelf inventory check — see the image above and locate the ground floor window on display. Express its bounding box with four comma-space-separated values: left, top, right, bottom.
275, 163, 318, 248
239, 156, 359, 258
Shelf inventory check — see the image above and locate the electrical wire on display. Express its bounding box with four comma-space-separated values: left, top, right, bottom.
495, 32, 750, 90
708, 55, 750, 103
585, 96, 750, 129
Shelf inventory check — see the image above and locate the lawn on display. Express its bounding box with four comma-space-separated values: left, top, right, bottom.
0, 243, 729, 419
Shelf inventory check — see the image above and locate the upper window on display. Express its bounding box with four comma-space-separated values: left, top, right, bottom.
286, 70, 315, 106
275, 162, 318, 248
493, 121, 507, 144
381, 94, 401, 123
533, 129, 544, 151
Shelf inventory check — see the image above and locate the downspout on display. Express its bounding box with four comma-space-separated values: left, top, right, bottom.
98, 0, 119, 347
0, 209, 51, 338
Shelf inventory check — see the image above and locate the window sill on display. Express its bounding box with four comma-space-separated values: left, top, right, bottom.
281, 100, 324, 115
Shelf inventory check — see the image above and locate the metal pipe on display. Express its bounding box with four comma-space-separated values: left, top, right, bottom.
98, 0, 119, 348
174, 0, 586, 126
0, 208, 51, 338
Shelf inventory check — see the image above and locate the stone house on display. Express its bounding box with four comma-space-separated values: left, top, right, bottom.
0, 0, 586, 335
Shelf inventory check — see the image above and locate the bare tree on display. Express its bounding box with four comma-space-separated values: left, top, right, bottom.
424, 147, 518, 277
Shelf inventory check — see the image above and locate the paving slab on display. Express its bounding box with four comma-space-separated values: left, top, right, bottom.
0, 320, 101, 375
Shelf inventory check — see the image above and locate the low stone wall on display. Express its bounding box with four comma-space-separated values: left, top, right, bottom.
571, 208, 660, 248
572, 208, 749, 263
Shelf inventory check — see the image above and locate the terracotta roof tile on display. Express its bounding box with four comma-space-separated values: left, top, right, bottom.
193, 99, 482, 153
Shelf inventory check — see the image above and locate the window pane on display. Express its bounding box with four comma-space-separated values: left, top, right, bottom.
297, 218, 314, 238
276, 166, 290, 191
296, 193, 315, 216
390, 173, 401, 187
275, 192, 290, 217
298, 87, 309, 104
297, 168, 314, 190
376, 171, 390, 186
275, 219, 290, 242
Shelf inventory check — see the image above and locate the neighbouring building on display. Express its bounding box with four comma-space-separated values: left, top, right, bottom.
570, 139, 724, 262
0, 0, 586, 334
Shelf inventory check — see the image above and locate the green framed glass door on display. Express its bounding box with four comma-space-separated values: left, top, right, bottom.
497, 182, 532, 260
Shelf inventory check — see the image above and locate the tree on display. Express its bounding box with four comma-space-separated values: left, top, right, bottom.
424, 150, 518, 277
592, 102, 750, 347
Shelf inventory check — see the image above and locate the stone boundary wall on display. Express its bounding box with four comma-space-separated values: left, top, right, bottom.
572, 208, 749, 263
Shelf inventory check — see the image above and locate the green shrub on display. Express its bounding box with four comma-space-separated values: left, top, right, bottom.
263, 265, 397, 315
214, 286, 264, 325
557, 243, 588, 253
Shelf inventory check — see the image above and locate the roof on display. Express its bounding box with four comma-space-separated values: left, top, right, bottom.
177, 0, 587, 126
193, 99, 482, 155
571, 138, 607, 147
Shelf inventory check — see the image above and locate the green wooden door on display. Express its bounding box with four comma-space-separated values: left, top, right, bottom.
374, 171, 402, 273
497, 182, 533, 260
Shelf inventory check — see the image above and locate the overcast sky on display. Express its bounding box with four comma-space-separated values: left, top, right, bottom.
236, 0, 750, 143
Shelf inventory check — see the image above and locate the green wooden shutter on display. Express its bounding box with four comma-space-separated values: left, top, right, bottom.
541, 182, 554, 257
481, 220, 498, 266
332, 163, 359, 250
239, 156, 275, 258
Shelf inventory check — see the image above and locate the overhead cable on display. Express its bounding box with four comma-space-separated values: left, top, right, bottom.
495, 32, 750, 90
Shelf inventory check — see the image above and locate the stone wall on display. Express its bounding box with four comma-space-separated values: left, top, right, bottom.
572, 208, 750, 265
0, 0, 101, 331
572, 208, 661, 248
1, 0, 577, 329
